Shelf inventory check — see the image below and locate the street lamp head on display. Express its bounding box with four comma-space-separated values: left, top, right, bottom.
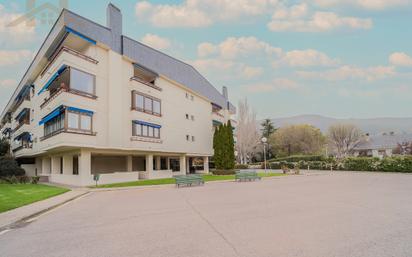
261, 137, 267, 143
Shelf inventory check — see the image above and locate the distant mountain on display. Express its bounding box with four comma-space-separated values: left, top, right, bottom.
270, 115, 412, 135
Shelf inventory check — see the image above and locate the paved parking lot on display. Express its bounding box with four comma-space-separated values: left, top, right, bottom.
1, 172, 412, 257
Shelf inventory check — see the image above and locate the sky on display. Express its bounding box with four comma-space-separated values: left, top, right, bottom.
0, 0, 412, 119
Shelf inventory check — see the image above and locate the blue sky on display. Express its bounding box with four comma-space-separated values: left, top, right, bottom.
0, 0, 412, 119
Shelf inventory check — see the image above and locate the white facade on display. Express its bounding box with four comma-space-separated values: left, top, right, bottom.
0, 5, 235, 186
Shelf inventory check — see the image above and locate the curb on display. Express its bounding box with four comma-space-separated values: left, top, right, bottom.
0, 191, 90, 232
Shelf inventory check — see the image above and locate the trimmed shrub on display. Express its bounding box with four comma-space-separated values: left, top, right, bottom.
342, 157, 380, 171
211, 169, 236, 175
378, 156, 412, 172
31, 176, 40, 184
269, 155, 326, 163
0, 157, 25, 178
18, 175, 30, 184
235, 164, 249, 169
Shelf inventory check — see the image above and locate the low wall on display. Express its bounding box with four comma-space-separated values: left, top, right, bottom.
96, 172, 139, 185
139, 170, 177, 179
49, 174, 83, 185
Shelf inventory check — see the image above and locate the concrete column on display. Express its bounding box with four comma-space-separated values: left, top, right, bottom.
63, 155, 73, 175
145, 154, 153, 172
35, 157, 42, 176
41, 157, 51, 175
179, 155, 186, 175
79, 149, 91, 186
155, 156, 161, 170
203, 156, 209, 173
127, 155, 133, 172
51, 156, 61, 174
166, 157, 170, 170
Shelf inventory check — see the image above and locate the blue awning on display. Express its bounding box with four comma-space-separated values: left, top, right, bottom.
39, 106, 64, 125
38, 65, 68, 95
65, 27, 96, 45
15, 108, 29, 121
133, 120, 161, 129
15, 85, 31, 102
14, 132, 31, 141
67, 107, 94, 115
2, 128, 11, 135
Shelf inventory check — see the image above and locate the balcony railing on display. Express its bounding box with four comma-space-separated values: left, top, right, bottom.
40, 128, 97, 141
12, 121, 29, 134
130, 76, 162, 91
40, 46, 98, 78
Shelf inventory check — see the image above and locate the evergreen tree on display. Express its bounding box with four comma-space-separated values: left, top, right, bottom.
213, 122, 235, 170
226, 120, 235, 169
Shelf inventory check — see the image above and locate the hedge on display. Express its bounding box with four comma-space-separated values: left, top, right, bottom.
268, 156, 412, 172
269, 155, 327, 163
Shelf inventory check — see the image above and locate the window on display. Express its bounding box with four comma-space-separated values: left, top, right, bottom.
70, 68, 95, 95
59, 157, 63, 174
80, 115, 91, 130
153, 100, 161, 115
191, 115, 195, 121
185, 93, 189, 98
132, 91, 161, 116
186, 135, 190, 141
68, 112, 79, 129
185, 114, 189, 119
133, 122, 160, 139
136, 95, 144, 110
192, 136, 195, 142
66, 111, 93, 132
144, 98, 153, 112
44, 113, 65, 137
73, 156, 79, 175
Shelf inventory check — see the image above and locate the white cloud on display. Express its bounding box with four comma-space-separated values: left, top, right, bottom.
198, 42, 217, 58
314, 0, 410, 10
272, 3, 308, 19
197, 37, 282, 59
192, 58, 263, 79
0, 50, 32, 66
297, 65, 396, 81
141, 34, 171, 50
389, 52, 412, 67
268, 11, 373, 32
135, 0, 277, 27
245, 78, 301, 93
275, 49, 339, 67
0, 4, 36, 43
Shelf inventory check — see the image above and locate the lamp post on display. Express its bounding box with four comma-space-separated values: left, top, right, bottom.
261, 137, 267, 173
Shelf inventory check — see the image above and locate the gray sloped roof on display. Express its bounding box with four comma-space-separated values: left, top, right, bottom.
0, 4, 235, 123
354, 133, 412, 150
122, 36, 235, 111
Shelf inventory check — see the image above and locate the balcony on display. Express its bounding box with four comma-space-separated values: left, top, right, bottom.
12, 132, 32, 152
39, 65, 97, 109
13, 100, 30, 120
131, 63, 161, 91
13, 123, 30, 138
40, 46, 98, 78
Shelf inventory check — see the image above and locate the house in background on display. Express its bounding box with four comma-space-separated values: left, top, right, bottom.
0, 4, 236, 186
353, 132, 412, 158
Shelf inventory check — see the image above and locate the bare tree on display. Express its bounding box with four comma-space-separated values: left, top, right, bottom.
235, 98, 260, 164
269, 124, 325, 156
328, 123, 362, 158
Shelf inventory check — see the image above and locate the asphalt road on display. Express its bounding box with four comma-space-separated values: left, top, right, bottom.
1, 172, 412, 257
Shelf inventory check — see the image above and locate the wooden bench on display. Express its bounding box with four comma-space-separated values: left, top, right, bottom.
235, 171, 261, 182
174, 174, 205, 188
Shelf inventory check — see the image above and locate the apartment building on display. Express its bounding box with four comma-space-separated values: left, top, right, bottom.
0, 4, 235, 186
